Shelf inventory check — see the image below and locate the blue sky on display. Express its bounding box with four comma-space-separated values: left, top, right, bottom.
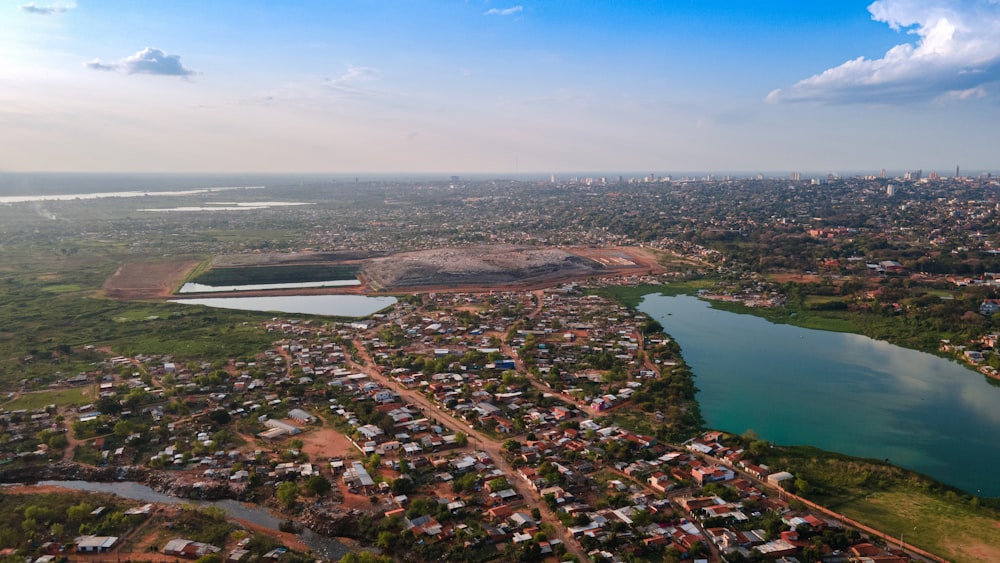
3, 0, 1000, 175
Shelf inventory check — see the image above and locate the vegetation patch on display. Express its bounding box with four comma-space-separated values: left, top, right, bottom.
754, 444, 1000, 562
587, 280, 713, 308
41, 284, 84, 293
3, 387, 88, 410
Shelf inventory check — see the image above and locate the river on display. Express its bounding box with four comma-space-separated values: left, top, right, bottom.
32, 480, 351, 560
638, 293, 1000, 497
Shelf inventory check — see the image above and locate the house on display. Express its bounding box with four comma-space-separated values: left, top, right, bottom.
767, 471, 795, 488
163, 539, 221, 559
404, 515, 443, 537
75, 536, 118, 553
287, 409, 316, 423
691, 465, 734, 485
648, 472, 673, 493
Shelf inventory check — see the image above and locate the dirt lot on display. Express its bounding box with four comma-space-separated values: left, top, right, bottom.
299, 428, 359, 461
103, 259, 200, 299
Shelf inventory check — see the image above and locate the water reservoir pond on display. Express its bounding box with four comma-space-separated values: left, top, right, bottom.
639, 293, 1000, 497
172, 294, 396, 318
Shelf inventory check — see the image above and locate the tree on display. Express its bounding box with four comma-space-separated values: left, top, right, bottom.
303, 475, 331, 496
276, 481, 298, 508
454, 431, 469, 447
208, 408, 231, 426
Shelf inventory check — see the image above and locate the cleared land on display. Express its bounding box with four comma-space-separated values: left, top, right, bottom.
364, 245, 662, 291
104, 246, 665, 298
103, 260, 200, 299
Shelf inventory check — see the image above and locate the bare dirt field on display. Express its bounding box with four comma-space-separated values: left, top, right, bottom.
103, 259, 200, 299
299, 428, 359, 462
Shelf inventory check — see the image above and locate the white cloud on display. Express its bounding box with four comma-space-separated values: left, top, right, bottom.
19, 2, 75, 15
325, 65, 380, 98
84, 47, 196, 77
768, 0, 1000, 104
484, 5, 523, 16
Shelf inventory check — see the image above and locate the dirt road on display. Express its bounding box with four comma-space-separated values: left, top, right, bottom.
347, 340, 590, 562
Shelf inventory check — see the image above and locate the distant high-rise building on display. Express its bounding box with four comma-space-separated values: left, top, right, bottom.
887, 184, 895, 196
880, 168, 886, 179
956, 165, 960, 178
790, 172, 801, 181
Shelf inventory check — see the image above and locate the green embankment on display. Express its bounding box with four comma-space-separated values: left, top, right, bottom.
759, 445, 1000, 563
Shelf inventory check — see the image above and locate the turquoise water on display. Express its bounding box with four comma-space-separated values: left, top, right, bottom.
639, 293, 1000, 497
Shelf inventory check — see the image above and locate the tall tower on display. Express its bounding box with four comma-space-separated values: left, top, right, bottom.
956, 165, 960, 178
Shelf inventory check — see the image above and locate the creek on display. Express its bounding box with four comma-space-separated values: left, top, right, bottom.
32, 480, 352, 560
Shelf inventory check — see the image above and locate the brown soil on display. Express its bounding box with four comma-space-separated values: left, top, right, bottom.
103, 259, 200, 299
940, 538, 1000, 563
105, 246, 667, 302
299, 428, 358, 461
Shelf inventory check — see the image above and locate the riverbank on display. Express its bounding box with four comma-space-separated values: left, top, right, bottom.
595, 285, 1000, 562
0, 460, 245, 500
0, 474, 356, 561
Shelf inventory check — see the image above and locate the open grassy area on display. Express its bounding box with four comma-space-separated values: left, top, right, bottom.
755, 444, 1000, 563
40, 284, 85, 294
3, 387, 90, 410
588, 279, 715, 308
834, 489, 1000, 563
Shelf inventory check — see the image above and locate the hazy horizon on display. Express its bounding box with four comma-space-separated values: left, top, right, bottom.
5, 0, 1000, 174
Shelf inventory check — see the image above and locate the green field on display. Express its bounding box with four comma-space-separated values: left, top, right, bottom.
836, 489, 1000, 562
3, 387, 90, 410
757, 444, 1000, 563
588, 280, 715, 308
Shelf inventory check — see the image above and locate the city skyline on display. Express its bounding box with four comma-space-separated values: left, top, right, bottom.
4, 0, 1000, 174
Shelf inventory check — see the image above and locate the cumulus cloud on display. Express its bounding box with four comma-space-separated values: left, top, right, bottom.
19, 2, 74, 15
484, 5, 523, 16
768, 0, 1000, 104
84, 47, 196, 77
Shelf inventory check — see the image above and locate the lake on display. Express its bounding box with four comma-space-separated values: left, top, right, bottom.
639, 293, 1000, 497
172, 294, 396, 318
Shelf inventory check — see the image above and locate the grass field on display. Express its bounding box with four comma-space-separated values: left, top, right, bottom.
3, 387, 90, 410
588, 280, 715, 308
833, 489, 1000, 562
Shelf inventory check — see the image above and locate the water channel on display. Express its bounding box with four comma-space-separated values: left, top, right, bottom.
638, 293, 1000, 497
30, 480, 351, 560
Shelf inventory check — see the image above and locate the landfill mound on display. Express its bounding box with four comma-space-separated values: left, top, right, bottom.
362, 246, 602, 290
